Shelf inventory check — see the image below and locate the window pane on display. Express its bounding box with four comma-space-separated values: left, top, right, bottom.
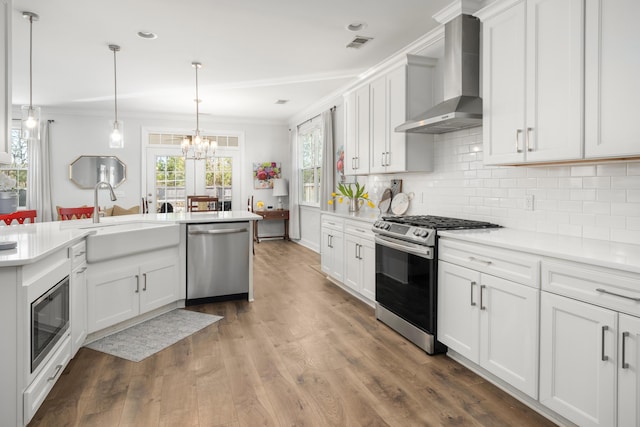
155, 155, 186, 212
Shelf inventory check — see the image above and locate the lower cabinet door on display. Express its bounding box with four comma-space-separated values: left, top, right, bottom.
344, 235, 361, 292
87, 266, 139, 333
139, 258, 178, 314
437, 261, 480, 362
479, 274, 539, 398
70, 263, 88, 357
619, 313, 640, 427
539, 292, 617, 427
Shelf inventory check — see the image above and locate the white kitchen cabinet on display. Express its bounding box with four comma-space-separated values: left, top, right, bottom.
320, 215, 344, 283
343, 85, 370, 175
369, 60, 436, 174
584, 0, 640, 159
478, 0, 583, 165
69, 241, 87, 357
540, 259, 640, 427
539, 292, 617, 427
344, 221, 375, 302
438, 260, 539, 398
87, 252, 179, 333
618, 313, 640, 427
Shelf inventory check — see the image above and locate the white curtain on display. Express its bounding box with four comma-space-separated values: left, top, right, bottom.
288, 128, 301, 240
320, 109, 334, 211
27, 121, 54, 222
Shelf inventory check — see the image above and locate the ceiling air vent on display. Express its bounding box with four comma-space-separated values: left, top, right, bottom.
346, 36, 373, 49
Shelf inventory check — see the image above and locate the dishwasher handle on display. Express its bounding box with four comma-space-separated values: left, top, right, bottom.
189, 227, 248, 236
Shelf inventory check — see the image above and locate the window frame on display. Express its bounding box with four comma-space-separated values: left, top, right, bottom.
298, 117, 323, 207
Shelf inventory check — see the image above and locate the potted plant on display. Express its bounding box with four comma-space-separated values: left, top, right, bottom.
0, 172, 19, 214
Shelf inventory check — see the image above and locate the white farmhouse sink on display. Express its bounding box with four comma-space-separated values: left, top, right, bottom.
85, 222, 180, 263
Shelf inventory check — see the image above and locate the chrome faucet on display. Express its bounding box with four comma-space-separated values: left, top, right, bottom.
93, 181, 117, 223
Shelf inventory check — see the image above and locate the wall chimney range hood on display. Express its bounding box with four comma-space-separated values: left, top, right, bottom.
396, 14, 482, 134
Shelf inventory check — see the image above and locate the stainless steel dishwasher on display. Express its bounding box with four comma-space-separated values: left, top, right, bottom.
186, 222, 250, 305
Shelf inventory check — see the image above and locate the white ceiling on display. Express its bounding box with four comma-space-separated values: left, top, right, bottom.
11, 0, 450, 123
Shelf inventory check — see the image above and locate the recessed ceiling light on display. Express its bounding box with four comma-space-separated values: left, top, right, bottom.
137, 31, 157, 40
275, 99, 289, 105
346, 22, 367, 32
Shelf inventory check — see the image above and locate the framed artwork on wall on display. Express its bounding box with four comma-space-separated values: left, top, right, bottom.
253, 162, 281, 189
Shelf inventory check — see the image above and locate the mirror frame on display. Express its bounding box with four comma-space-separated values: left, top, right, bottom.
68, 155, 127, 189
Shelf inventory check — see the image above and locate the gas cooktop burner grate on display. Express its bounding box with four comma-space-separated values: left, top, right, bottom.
382, 215, 501, 230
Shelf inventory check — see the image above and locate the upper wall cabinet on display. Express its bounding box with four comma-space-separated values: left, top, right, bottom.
343, 85, 370, 175
343, 55, 437, 175
478, 0, 584, 165
584, 0, 640, 159
0, 0, 11, 157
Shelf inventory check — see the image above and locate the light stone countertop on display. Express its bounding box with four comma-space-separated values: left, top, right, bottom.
0, 211, 262, 267
438, 228, 640, 275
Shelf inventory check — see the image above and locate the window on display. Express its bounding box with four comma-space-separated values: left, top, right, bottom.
147, 131, 239, 213
0, 127, 29, 209
298, 119, 323, 206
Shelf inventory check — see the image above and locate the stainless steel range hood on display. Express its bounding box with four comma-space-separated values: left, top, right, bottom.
396, 14, 482, 134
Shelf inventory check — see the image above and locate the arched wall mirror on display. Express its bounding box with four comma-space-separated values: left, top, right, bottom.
69, 156, 126, 189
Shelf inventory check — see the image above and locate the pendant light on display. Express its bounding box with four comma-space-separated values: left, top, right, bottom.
181, 62, 215, 160
109, 44, 123, 148
21, 11, 40, 141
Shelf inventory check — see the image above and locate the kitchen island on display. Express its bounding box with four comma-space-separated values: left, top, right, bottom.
0, 210, 261, 427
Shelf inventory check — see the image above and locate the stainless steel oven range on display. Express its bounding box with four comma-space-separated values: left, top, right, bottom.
372, 215, 500, 354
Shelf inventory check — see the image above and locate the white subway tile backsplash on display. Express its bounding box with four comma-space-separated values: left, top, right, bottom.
366, 128, 640, 242
571, 165, 597, 177
597, 163, 627, 176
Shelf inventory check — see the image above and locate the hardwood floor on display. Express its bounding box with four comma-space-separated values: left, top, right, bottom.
29, 240, 556, 426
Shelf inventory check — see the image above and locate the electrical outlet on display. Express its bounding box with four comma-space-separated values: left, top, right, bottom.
525, 195, 534, 211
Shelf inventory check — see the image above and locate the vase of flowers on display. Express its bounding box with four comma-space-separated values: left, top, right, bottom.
328, 182, 375, 212
0, 172, 18, 214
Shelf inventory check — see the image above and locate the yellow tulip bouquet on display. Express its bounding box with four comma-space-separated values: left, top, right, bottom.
328, 182, 375, 210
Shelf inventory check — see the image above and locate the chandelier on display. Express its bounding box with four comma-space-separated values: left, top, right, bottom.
181, 62, 216, 160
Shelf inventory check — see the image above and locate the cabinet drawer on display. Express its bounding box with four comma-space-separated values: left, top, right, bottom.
438, 238, 540, 288
321, 215, 344, 232
24, 336, 71, 424
69, 240, 87, 269
345, 220, 374, 239
542, 260, 640, 317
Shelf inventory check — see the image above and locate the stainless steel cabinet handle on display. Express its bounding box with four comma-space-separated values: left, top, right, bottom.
75, 251, 86, 257
470, 281, 477, 306
515, 129, 523, 153
601, 325, 609, 361
189, 228, 248, 236
595, 288, 640, 302
48, 364, 63, 382
356, 157, 360, 170
143, 273, 147, 291
328, 234, 333, 249
480, 284, 487, 310
381, 153, 385, 167
135, 275, 140, 293
386, 152, 391, 166
526, 127, 534, 152
76, 267, 87, 274
622, 331, 630, 369
469, 256, 492, 266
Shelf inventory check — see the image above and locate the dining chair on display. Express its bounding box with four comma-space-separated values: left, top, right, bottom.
59, 207, 94, 220
0, 210, 37, 225
187, 196, 218, 212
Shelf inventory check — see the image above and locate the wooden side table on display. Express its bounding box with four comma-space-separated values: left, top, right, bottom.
254, 209, 289, 243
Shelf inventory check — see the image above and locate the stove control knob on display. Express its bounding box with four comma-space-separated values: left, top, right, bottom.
420, 230, 428, 237
384, 223, 391, 230
373, 221, 380, 228
412, 229, 420, 236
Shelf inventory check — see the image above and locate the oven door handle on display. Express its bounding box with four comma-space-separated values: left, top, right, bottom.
375, 235, 433, 259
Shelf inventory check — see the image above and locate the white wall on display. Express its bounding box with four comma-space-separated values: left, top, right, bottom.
365, 127, 640, 245
32, 109, 289, 221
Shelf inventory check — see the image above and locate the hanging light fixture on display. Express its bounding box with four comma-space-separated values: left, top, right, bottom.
181, 62, 216, 160
108, 44, 123, 148
21, 11, 40, 141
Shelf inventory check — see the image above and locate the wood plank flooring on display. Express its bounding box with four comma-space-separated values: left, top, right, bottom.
29, 240, 557, 426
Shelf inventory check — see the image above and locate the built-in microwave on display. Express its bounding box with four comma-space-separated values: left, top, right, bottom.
31, 276, 70, 373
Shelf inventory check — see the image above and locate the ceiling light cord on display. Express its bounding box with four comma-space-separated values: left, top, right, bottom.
28, 14, 33, 109
113, 46, 118, 124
